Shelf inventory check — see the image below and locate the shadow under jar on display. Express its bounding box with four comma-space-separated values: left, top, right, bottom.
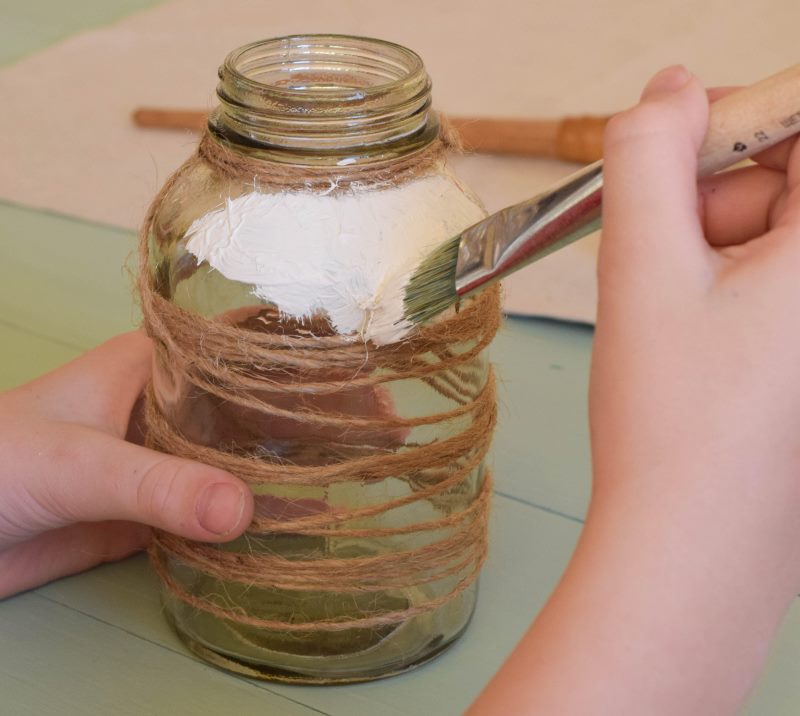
142, 34, 500, 683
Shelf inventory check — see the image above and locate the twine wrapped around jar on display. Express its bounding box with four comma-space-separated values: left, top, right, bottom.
138, 128, 500, 635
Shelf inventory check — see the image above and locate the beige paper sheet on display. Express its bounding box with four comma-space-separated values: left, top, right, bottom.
2, 0, 799, 323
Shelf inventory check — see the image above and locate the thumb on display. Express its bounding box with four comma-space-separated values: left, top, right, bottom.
601, 66, 711, 287
1, 422, 254, 547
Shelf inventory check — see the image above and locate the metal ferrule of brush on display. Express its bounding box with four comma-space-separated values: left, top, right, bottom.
454, 160, 604, 298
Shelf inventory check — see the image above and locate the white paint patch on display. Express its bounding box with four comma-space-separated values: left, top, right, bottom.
184, 174, 485, 344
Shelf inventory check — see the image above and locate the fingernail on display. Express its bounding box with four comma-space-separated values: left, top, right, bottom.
643, 65, 692, 97
196, 483, 245, 536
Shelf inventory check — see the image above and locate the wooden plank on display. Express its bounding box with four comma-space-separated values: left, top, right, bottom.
0, 322, 81, 391
491, 316, 593, 521
0, 0, 163, 66
744, 604, 800, 715
37, 495, 582, 715
12, 498, 800, 716
0, 203, 138, 351
0, 592, 328, 716
24, 494, 800, 715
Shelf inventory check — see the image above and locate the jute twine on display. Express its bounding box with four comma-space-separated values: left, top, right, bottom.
138, 128, 500, 633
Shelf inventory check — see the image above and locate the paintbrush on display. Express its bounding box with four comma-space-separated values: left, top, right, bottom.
403, 64, 800, 326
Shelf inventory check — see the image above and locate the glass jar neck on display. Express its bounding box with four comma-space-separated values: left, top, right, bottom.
209, 35, 440, 166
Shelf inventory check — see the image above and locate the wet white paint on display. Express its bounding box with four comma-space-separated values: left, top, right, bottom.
184, 173, 485, 344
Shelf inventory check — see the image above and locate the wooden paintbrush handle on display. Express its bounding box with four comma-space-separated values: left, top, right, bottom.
132, 107, 611, 163
699, 63, 800, 174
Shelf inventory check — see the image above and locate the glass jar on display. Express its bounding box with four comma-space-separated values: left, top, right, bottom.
143, 34, 498, 683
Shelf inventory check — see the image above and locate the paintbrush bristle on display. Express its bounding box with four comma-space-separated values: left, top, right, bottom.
403, 235, 461, 326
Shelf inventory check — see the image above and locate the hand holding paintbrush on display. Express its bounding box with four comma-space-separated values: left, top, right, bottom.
468, 64, 800, 715
401, 64, 800, 327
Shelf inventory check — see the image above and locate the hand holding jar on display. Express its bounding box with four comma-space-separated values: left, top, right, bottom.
0, 332, 253, 599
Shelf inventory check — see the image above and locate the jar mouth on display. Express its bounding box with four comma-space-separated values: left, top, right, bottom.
222, 35, 427, 104
212, 35, 438, 164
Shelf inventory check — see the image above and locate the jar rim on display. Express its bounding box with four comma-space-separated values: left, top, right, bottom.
221, 34, 427, 103
212, 34, 438, 163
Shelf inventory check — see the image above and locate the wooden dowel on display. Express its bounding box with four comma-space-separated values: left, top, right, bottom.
447, 116, 560, 156
446, 115, 610, 162
132, 107, 612, 163
132, 108, 208, 132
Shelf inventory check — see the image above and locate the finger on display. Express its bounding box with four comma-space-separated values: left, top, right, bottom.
772, 185, 800, 236
749, 137, 798, 172
707, 86, 738, 103
8, 331, 153, 436
787, 130, 800, 191
1, 422, 253, 547
0, 521, 149, 599
601, 66, 710, 283
766, 137, 800, 232
698, 165, 786, 246
125, 394, 147, 446
743, 139, 800, 279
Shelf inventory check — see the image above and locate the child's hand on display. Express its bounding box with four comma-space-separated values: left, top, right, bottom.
469, 66, 800, 715
593, 65, 800, 589
0, 332, 253, 598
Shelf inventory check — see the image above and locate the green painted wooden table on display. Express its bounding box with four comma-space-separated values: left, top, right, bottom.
1, 4, 799, 714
